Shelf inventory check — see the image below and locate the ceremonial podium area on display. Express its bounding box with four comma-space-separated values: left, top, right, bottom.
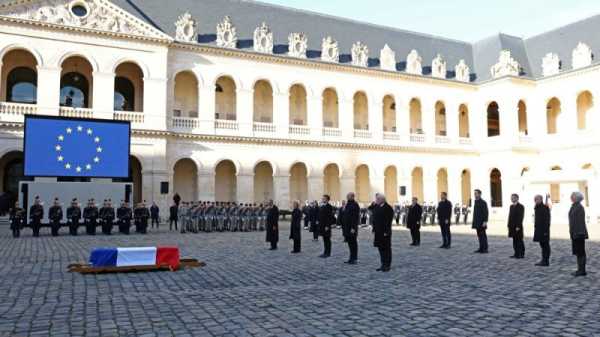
0, 223, 598, 337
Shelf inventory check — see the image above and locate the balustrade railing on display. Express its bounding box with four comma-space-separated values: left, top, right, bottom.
59, 107, 93, 119
253, 122, 276, 133
383, 131, 400, 141
113, 111, 144, 124
353, 129, 372, 138
435, 135, 451, 144
322, 127, 342, 137
215, 119, 239, 130
459, 137, 472, 145
289, 125, 310, 135
0, 102, 37, 120
410, 133, 426, 143
171, 117, 200, 130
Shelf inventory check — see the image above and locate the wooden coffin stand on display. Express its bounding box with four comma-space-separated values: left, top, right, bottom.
68, 258, 205, 274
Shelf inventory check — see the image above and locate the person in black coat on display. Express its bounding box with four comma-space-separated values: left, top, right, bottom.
169, 203, 179, 231
533, 194, 550, 266
507, 194, 525, 259
117, 201, 132, 234
67, 199, 81, 236
302, 201, 310, 229
289, 201, 302, 253
150, 202, 160, 229
318, 195, 335, 258
309, 201, 319, 241
29, 196, 44, 237
83, 199, 98, 235
472, 189, 489, 253
406, 197, 423, 246
342, 192, 360, 264
9, 201, 25, 238
265, 200, 279, 250
568, 192, 588, 276
173, 193, 181, 207
134, 202, 150, 234
437, 192, 452, 248
372, 193, 394, 272
49, 198, 63, 237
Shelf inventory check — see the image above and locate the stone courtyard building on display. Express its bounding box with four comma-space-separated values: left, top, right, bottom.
0, 0, 600, 228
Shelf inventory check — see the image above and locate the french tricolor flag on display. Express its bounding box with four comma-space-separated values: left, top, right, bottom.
89, 247, 180, 270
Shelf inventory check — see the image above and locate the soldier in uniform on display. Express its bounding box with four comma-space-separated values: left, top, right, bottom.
49, 198, 63, 237
472, 189, 489, 253
437, 192, 452, 249
421, 203, 429, 225
134, 202, 150, 234
9, 201, 25, 238
401, 203, 408, 225
407, 197, 423, 246
117, 201, 132, 234
318, 195, 335, 258
101, 200, 115, 235
394, 204, 401, 226
83, 199, 99, 235
67, 199, 81, 236
178, 202, 188, 233
430, 204, 437, 225
259, 204, 268, 231
217, 202, 226, 232
454, 203, 461, 224
29, 196, 44, 237
462, 204, 470, 224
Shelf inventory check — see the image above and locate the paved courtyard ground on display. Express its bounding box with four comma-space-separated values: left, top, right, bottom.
0, 222, 599, 337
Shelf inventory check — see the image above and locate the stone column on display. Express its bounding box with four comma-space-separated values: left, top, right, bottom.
308, 173, 324, 202
447, 167, 462, 205
237, 88, 254, 135
199, 85, 216, 134
92, 71, 115, 120
396, 98, 410, 143
421, 97, 435, 145
339, 97, 354, 139
307, 94, 323, 137
370, 174, 385, 200
560, 93, 578, 136
423, 167, 438, 203
236, 173, 254, 204
498, 97, 519, 144
340, 173, 355, 200
273, 91, 289, 137
446, 101, 460, 143
198, 169, 216, 201
527, 97, 546, 139
36, 66, 61, 116
369, 99, 384, 140
273, 174, 290, 209
397, 174, 411, 204
143, 77, 168, 131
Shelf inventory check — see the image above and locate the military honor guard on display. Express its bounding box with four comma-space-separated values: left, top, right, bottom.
49, 198, 63, 237
507, 194, 525, 259
67, 199, 81, 236
150, 202, 160, 229
472, 189, 489, 253
407, 197, 423, 246
134, 202, 150, 234
372, 193, 394, 272
342, 192, 360, 264
117, 201, 132, 234
29, 196, 44, 237
437, 192, 452, 249
9, 201, 25, 238
289, 200, 302, 253
83, 199, 99, 235
568, 192, 588, 276
462, 204, 470, 224
454, 203, 461, 224
318, 195, 335, 258
266, 200, 279, 250
100, 200, 115, 235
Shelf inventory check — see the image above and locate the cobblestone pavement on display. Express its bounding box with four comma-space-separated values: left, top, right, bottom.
0, 223, 599, 337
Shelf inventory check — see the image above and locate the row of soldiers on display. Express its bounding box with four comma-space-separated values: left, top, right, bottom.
174, 201, 270, 233
393, 203, 471, 226
9, 196, 152, 237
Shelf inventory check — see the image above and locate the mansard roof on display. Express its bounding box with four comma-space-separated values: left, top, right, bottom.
103, 0, 600, 81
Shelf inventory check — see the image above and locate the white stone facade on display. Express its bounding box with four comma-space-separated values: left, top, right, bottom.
1, 0, 600, 230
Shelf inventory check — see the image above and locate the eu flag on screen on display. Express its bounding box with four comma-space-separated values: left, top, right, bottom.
24, 117, 130, 178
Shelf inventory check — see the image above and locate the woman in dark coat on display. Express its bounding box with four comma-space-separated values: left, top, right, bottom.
289, 201, 302, 253
569, 192, 588, 276
533, 195, 551, 266
266, 200, 279, 250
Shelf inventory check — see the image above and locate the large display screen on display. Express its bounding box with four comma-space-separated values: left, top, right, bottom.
24, 116, 131, 178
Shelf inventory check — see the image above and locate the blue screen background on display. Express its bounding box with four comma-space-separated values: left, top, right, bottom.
24, 117, 130, 178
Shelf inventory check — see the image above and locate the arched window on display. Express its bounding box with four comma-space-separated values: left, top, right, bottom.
546, 97, 561, 134
114, 77, 135, 111
459, 104, 469, 138
518, 100, 528, 135
6, 67, 37, 104
60, 72, 89, 108
487, 102, 500, 137
490, 168, 502, 207
322, 88, 339, 128
435, 101, 447, 136
410, 98, 422, 134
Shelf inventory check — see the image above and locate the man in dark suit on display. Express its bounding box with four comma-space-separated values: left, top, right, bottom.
169, 203, 179, 231
265, 200, 279, 250
406, 197, 423, 246
534, 194, 551, 266
342, 192, 360, 264
318, 195, 335, 258
437, 192, 452, 248
372, 193, 394, 272
472, 189, 489, 253
507, 193, 525, 259
150, 202, 160, 228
